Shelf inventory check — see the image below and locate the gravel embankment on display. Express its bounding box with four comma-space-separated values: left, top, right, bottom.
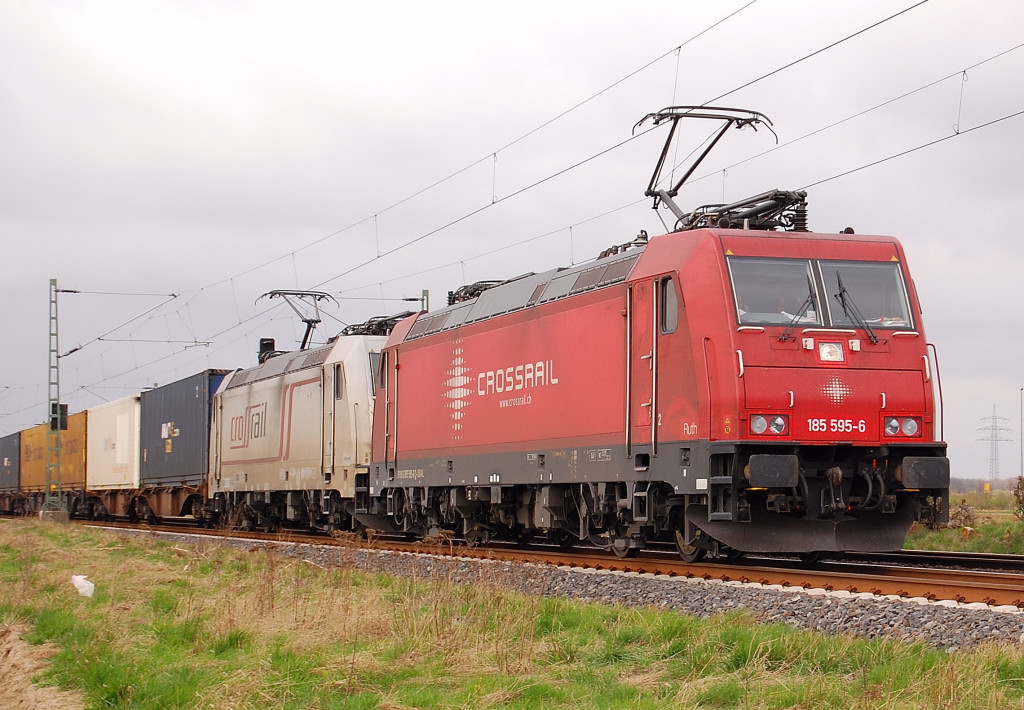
161, 533, 1024, 651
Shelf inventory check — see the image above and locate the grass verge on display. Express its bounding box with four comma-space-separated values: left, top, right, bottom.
2, 519, 1024, 709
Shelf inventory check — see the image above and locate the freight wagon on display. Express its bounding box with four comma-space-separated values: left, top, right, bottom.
83, 370, 228, 522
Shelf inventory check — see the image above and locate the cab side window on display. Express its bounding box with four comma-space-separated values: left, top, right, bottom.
660, 277, 678, 334
372, 352, 385, 397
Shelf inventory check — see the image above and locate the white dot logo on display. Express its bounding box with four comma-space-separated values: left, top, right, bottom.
821, 376, 852, 406
443, 341, 471, 439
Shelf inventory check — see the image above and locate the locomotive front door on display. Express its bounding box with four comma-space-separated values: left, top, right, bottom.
627, 281, 657, 457
324, 363, 356, 496
383, 350, 399, 474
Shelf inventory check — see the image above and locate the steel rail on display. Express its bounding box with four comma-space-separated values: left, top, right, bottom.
78, 521, 1024, 609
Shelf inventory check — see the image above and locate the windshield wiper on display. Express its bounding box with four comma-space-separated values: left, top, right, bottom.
778, 276, 817, 342
833, 272, 878, 344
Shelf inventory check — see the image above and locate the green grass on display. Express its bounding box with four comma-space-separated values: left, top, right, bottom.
906, 517, 1024, 553
959, 489, 1017, 512
3, 518, 1024, 709
905, 493, 1024, 554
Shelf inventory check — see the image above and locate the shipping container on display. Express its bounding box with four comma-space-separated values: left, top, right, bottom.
86, 395, 141, 489
20, 411, 87, 492
140, 370, 228, 487
0, 431, 20, 492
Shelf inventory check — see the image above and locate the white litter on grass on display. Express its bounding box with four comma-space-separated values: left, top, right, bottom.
71, 575, 94, 597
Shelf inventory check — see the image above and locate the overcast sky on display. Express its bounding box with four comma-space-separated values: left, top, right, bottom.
2, 0, 1023, 480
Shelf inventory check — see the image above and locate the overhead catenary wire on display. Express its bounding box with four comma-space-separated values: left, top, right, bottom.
310, 126, 661, 292
59, 293, 178, 358
338, 40, 1024, 300
189, 2, 764, 297
29, 3, 766, 406
704, 0, 931, 105
50, 31, 1020, 400
4, 1, 1015, 429
693, 41, 1024, 183
86, 71, 1024, 397
299, 0, 937, 292
800, 108, 1024, 190
53, 48, 1023, 367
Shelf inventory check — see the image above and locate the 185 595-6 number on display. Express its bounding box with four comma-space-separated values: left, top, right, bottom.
807, 418, 866, 433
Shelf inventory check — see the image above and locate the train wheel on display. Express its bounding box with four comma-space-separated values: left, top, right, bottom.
611, 541, 640, 559
674, 529, 706, 563
609, 526, 639, 558
548, 530, 576, 548
465, 527, 490, 547
512, 529, 536, 546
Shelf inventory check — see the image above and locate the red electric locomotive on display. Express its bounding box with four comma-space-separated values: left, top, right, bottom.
364, 108, 949, 559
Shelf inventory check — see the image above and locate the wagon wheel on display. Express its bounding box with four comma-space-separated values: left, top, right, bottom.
511, 528, 536, 546
674, 529, 706, 563
189, 498, 206, 526
547, 530, 576, 549
611, 542, 639, 559
609, 525, 639, 558
464, 526, 490, 547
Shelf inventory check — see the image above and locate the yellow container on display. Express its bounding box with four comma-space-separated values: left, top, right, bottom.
20, 411, 87, 492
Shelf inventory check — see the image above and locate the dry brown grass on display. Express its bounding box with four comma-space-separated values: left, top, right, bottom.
0, 624, 85, 710
6, 520, 1024, 709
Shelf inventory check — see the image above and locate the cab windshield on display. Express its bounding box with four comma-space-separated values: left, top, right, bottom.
728, 258, 820, 326
727, 256, 914, 330
820, 260, 913, 329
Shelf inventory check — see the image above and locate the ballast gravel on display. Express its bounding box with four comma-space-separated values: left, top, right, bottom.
171, 534, 1024, 652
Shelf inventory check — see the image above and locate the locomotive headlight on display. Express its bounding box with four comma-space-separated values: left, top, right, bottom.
750, 414, 788, 435
901, 418, 920, 437
751, 415, 768, 434
818, 342, 845, 362
884, 417, 922, 437
768, 415, 788, 434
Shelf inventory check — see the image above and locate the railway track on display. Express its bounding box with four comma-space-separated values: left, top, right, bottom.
80, 520, 1024, 609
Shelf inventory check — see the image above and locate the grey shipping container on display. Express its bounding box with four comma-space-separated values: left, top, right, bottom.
0, 431, 19, 491
140, 369, 230, 487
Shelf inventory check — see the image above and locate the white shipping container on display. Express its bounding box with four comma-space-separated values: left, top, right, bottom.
86, 395, 141, 489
